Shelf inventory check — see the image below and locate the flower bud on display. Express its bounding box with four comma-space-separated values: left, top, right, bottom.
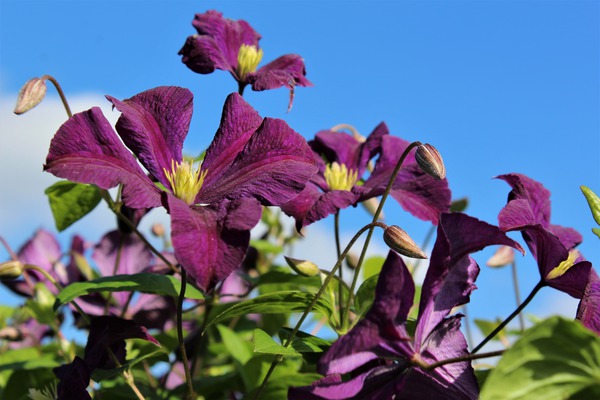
14, 77, 47, 115
415, 143, 446, 180
0, 260, 24, 280
383, 226, 427, 259
486, 246, 515, 268
345, 252, 359, 270
284, 256, 320, 277
151, 223, 166, 237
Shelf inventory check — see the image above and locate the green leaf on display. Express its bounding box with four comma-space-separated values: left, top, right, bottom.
362, 256, 385, 280
480, 317, 600, 400
474, 318, 509, 344
250, 239, 283, 255
253, 329, 301, 357
243, 371, 323, 400
218, 324, 253, 365
207, 291, 334, 328
0, 348, 59, 372
354, 274, 379, 317
45, 180, 102, 231
54, 273, 204, 310
278, 328, 331, 354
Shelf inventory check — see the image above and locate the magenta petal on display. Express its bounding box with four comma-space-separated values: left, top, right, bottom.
165, 194, 262, 291
179, 34, 230, 74
108, 86, 193, 187
577, 271, 600, 335
201, 115, 317, 206
249, 54, 313, 91
44, 107, 161, 209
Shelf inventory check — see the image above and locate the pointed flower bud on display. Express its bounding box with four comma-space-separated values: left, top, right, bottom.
486, 245, 515, 268
383, 225, 427, 259
345, 252, 359, 270
0, 260, 24, 280
415, 143, 446, 180
284, 256, 320, 277
14, 77, 47, 115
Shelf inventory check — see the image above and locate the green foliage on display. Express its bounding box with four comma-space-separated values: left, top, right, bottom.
54, 273, 204, 310
480, 317, 600, 400
45, 180, 102, 231
362, 255, 385, 280
253, 328, 301, 357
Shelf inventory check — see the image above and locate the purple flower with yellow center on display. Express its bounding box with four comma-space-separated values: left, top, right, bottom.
497, 173, 593, 298
44, 86, 317, 291
281, 123, 451, 230
290, 213, 523, 400
179, 10, 312, 107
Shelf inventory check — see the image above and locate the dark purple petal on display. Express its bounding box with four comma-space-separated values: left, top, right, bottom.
107, 86, 193, 188
281, 183, 358, 230
54, 356, 91, 400
249, 54, 313, 91
165, 194, 262, 291
577, 271, 600, 335
497, 173, 551, 227
84, 316, 159, 371
201, 114, 318, 206
416, 213, 524, 342
201, 93, 263, 190
92, 230, 153, 306
190, 10, 260, 74
179, 34, 230, 74
126, 294, 176, 331
363, 136, 451, 225
417, 316, 478, 399
44, 107, 161, 209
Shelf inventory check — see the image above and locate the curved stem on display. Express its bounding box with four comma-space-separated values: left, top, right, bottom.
42, 75, 72, 118
252, 221, 387, 400
343, 141, 422, 330
472, 280, 545, 354
177, 268, 195, 400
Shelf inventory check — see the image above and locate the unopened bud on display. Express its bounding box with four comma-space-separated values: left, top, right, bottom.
14, 77, 47, 115
450, 197, 469, 213
361, 197, 384, 220
415, 143, 446, 180
486, 246, 515, 268
284, 256, 320, 277
345, 252, 359, 270
151, 223, 166, 237
383, 226, 427, 259
0, 260, 24, 280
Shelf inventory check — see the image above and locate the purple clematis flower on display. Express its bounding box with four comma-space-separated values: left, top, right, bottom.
44, 86, 316, 291
282, 123, 451, 230
2, 229, 85, 297
497, 173, 593, 298
179, 10, 312, 108
290, 213, 523, 400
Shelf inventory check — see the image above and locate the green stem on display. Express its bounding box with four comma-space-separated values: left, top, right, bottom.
334, 212, 344, 327
472, 280, 545, 354
252, 221, 387, 400
42, 75, 72, 118
343, 141, 422, 330
178, 268, 195, 400
511, 260, 525, 332
416, 349, 505, 371
410, 225, 435, 275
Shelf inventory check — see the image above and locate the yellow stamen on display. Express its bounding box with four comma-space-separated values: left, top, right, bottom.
546, 249, 580, 280
237, 44, 263, 80
324, 162, 358, 191
163, 159, 207, 205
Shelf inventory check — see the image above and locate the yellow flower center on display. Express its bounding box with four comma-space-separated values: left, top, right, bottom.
237, 44, 263, 80
324, 162, 358, 191
546, 249, 580, 280
163, 159, 208, 205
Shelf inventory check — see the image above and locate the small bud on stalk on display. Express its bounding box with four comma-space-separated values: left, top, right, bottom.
486, 246, 515, 268
0, 260, 24, 280
415, 143, 446, 180
151, 223, 166, 237
284, 256, 320, 277
383, 226, 427, 259
14, 77, 47, 114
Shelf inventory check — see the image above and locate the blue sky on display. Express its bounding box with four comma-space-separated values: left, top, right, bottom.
1, 1, 599, 342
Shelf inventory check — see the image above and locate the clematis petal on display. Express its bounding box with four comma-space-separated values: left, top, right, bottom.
165, 194, 262, 291
54, 356, 91, 400
107, 86, 193, 188
190, 10, 261, 73
201, 113, 317, 206
363, 136, 451, 225
416, 213, 524, 343
248, 54, 313, 91
44, 107, 161, 209
577, 271, 600, 335
125, 294, 176, 331
92, 230, 153, 306
281, 182, 358, 231
179, 34, 230, 74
